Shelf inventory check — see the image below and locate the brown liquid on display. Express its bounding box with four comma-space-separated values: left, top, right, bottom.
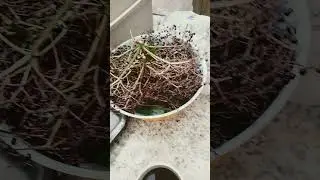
142, 167, 180, 180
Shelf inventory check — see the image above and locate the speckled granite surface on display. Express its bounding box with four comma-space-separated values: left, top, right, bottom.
110, 95, 210, 180
110, 12, 210, 180
110, 100, 210, 180
212, 102, 320, 180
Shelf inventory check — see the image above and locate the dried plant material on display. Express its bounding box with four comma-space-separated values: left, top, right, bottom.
211, 0, 297, 148
110, 28, 203, 114
0, 0, 109, 167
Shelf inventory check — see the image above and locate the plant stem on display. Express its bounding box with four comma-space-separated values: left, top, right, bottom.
111, 48, 140, 87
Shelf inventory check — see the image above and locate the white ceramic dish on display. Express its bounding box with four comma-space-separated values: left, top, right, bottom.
110, 33, 208, 120
211, 0, 311, 159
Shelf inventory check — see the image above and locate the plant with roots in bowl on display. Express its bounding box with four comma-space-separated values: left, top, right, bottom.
110, 27, 207, 120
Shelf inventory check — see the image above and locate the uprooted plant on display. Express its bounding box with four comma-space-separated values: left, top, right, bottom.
110, 28, 203, 114
0, 0, 109, 167
210, 0, 300, 147
211, 0, 320, 149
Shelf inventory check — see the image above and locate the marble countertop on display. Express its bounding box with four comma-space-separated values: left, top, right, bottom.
110, 11, 210, 180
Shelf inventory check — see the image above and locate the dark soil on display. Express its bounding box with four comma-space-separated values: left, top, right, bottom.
211, 0, 297, 148
0, 1, 109, 168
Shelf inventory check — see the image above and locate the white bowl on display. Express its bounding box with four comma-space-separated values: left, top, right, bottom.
211, 0, 311, 159
110, 33, 207, 120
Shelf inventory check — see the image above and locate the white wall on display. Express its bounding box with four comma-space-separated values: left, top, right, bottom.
110, 0, 153, 49
152, 0, 193, 13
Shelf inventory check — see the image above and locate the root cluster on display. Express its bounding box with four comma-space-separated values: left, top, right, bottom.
110, 28, 203, 113
0, 0, 109, 166
211, 0, 297, 147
